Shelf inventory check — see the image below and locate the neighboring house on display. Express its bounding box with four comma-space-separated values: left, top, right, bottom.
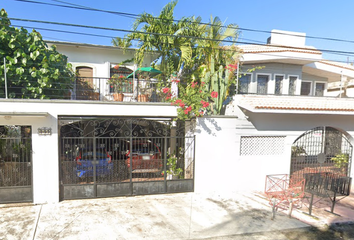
193, 30, 354, 195
236, 30, 354, 98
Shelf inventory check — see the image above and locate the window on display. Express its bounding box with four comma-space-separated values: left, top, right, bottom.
275, 75, 284, 95
315, 82, 325, 96
257, 75, 269, 94
238, 74, 251, 94
300, 81, 311, 96
288, 76, 297, 95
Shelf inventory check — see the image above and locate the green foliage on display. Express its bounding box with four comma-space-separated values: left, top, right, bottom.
331, 153, 349, 169
291, 146, 307, 157
108, 74, 127, 92
0, 9, 74, 99
166, 154, 183, 177
163, 80, 217, 120
118, 0, 203, 79
114, 1, 242, 115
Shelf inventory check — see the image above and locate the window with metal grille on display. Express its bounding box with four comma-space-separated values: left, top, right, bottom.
240, 136, 285, 156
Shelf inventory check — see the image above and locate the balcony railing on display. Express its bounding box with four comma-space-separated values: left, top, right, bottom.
0, 77, 171, 103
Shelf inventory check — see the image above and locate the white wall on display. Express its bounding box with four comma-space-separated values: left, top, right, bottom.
194, 113, 354, 194
241, 63, 302, 95
194, 117, 292, 194
0, 100, 177, 204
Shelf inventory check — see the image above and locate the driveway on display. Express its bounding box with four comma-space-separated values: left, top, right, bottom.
0, 192, 310, 240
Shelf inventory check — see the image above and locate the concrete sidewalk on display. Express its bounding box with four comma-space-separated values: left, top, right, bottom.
0, 191, 353, 240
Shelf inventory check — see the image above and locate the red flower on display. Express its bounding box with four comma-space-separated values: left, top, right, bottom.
172, 79, 180, 83
186, 106, 192, 111
184, 109, 189, 114
191, 82, 198, 88
226, 63, 238, 72
165, 92, 172, 100
211, 91, 218, 98
163, 88, 170, 93
179, 103, 185, 108
175, 99, 182, 104
201, 82, 205, 85
129, 82, 132, 84
201, 100, 209, 108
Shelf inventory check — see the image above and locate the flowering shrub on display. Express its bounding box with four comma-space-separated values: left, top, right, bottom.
108, 74, 129, 92
164, 81, 218, 120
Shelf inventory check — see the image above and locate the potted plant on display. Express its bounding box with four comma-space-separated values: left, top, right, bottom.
108, 74, 126, 101
166, 154, 183, 180
137, 76, 150, 102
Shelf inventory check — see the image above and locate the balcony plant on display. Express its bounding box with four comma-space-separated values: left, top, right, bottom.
108, 74, 126, 101
137, 75, 150, 102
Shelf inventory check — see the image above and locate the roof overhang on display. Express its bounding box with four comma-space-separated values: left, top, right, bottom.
236, 95, 354, 116
0, 112, 49, 117
303, 61, 354, 83
239, 44, 322, 65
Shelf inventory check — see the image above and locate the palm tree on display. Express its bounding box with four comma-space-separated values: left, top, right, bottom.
111, 36, 132, 48
197, 16, 239, 73
192, 16, 241, 114
125, 0, 202, 79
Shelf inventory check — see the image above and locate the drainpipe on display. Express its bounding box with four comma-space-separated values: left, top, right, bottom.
3, 57, 8, 99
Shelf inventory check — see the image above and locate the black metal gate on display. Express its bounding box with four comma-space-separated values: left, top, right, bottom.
290, 126, 352, 183
59, 117, 195, 200
0, 125, 32, 203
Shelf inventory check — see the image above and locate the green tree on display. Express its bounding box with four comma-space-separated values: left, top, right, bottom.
0, 9, 74, 99
111, 36, 132, 49
124, 0, 202, 79
195, 16, 241, 114
115, 1, 242, 117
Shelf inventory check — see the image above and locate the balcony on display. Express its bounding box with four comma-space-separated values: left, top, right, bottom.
0, 77, 171, 103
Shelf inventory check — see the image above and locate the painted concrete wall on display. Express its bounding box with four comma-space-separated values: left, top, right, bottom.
47, 43, 156, 68
0, 100, 177, 204
194, 112, 354, 194
194, 117, 292, 194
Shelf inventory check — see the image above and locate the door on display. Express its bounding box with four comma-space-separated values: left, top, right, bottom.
76, 67, 98, 100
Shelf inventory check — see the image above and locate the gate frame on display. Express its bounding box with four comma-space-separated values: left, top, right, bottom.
0, 125, 33, 204
58, 117, 195, 200
289, 126, 354, 215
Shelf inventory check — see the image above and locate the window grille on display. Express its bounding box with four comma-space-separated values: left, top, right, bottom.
240, 136, 285, 156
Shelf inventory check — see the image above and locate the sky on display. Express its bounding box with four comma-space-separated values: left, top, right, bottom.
2, 0, 354, 63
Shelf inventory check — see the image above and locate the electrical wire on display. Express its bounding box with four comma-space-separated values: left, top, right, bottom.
9, 0, 354, 46
3, 22, 354, 64
5, 18, 354, 59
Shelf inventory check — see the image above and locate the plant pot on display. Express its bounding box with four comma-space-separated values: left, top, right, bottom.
113, 93, 124, 101
138, 94, 148, 102
167, 174, 178, 180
